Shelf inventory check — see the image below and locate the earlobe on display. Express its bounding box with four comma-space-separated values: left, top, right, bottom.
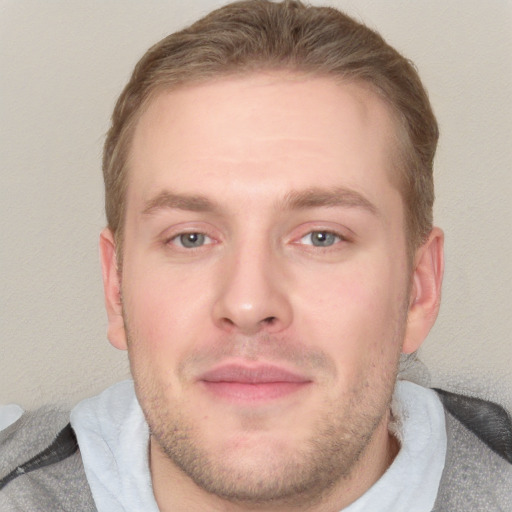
99, 228, 128, 351
402, 227, 444, 354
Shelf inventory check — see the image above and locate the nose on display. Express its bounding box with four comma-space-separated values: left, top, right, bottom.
212, 242, 293, 335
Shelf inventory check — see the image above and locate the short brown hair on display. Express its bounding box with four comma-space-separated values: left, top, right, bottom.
103, 0, 438, 260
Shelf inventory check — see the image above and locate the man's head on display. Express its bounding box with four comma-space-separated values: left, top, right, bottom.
99, 1, 443, 509
103, 0, 438, 262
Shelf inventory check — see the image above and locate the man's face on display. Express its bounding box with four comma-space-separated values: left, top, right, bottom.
105, 73, 428, 506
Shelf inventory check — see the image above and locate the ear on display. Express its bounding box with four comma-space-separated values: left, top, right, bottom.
99, 228, 128, 351
402, 227, 444, 354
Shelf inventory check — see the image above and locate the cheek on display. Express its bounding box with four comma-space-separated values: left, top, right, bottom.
296, 260, 407, 369
122, 263, 213, 362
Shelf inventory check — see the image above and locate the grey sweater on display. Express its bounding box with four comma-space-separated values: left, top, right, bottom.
1, 390, 511, 511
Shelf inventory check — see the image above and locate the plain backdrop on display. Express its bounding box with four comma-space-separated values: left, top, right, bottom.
1, 0, 511, 411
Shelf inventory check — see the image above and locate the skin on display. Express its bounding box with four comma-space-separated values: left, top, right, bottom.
100, 73, 444, 511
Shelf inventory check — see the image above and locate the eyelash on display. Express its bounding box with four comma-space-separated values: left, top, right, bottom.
166, 231, 215, 249
162, 227, 349, 252
294, 230, 349, 253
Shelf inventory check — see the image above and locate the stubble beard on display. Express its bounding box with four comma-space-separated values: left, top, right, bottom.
149, 382, 396, 509
127, 330, 403, 509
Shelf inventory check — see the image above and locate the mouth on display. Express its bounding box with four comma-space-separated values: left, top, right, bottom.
198, 362, 313, 403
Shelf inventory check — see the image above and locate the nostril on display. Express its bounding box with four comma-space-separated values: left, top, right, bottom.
263, 316, 277, 325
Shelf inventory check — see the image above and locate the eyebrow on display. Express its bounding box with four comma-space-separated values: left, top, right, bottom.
142, 186, 379, 217
142, 191, 219, 215
281, 187, 379, 216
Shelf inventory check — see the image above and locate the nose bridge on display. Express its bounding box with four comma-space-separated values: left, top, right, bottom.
212, 231, 292, 334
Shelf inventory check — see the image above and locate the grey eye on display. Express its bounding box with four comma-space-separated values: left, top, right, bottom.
178, 233, 207, 248
302, 231, 339, 247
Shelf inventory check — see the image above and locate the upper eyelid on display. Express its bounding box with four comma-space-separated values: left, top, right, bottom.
300, 230, 344, 239
171, 232, 214, 248
167, 231, 214, 243
290, 225, 351, 242
160, 222, 218, 240
296, 230, 347, 246
158, 222, 352, 244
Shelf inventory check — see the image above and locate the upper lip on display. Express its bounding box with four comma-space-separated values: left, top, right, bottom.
199, 363, 311, 384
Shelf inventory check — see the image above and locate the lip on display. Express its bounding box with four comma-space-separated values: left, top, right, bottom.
198, 363, 312, 403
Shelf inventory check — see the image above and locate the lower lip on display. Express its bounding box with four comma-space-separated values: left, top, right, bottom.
202, 381, 310, 402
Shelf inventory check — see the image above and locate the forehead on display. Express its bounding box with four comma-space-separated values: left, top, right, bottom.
127, 73, 400, 211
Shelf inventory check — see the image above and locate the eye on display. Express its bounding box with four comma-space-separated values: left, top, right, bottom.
172, 232, 212, 248
299, 231, 342, 247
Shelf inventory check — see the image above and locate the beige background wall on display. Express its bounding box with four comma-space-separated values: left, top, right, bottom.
1, 1, 511, 411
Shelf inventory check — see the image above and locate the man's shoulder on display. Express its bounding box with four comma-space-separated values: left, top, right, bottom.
0, 406, 96, 511
433, 389, 512, 511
